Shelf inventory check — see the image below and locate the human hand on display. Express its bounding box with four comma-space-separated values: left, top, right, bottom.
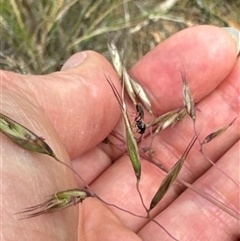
1, 25, 239, 241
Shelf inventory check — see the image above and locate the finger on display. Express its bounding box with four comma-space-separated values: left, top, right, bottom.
147, 57, 240, 185
2, 51, 121, 159
130, 25, 238, 115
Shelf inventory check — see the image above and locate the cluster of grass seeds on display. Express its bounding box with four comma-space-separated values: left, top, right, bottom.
1, 0, 239, 240
1, 38, 239, 240
105, 42, 239, 239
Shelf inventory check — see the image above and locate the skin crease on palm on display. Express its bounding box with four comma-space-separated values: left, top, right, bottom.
1, 25, 239, 241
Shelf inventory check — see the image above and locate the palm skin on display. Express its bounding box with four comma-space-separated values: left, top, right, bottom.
1, 25, 239, 241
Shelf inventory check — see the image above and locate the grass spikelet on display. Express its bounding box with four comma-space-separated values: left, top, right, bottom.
105, 75, 141, 181
122, 67, 137, 105
201, 117, 237, 146
150, 108, 187, 134
149, 134, 198, 211
0, 112, 57, 159
181, 70, 196, 121
128, 74, 153, 115
107, 41, 138, 107
105, 75, 150, 212
146, 108, 187, 150
17, 188, 93, 219
107, 41, 123, 79
107, 41, 152, 115
199, 117, 239, 188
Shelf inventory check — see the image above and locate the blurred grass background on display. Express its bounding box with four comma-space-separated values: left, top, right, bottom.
1, 0, 239, 74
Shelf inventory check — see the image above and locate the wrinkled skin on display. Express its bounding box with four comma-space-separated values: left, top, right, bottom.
1, 25, 239, 241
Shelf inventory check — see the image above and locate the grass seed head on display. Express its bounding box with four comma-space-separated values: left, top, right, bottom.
17, 188, 92, 218
125, 126, 142, 180
149, 134, 198, 211
149, 108, 187, 134
106, 76, 141, 180
201, 117, 237, 145
107, 41, 123, 79
0, 113, 57, 159
128, 75, 153, 115
181, 70, 196, 121
122, 67, 137, 105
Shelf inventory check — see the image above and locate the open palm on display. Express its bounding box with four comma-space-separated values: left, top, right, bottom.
2, 25, 239, 241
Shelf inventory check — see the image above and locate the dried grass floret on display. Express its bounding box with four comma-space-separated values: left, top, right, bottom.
181, 70, 196, 121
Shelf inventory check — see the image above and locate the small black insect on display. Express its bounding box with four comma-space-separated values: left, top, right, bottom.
135, 103, 146, 135
135, 103, 144, 120
136, 119, 146, 134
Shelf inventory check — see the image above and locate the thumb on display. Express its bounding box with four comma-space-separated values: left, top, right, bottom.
25, 51, 120, 159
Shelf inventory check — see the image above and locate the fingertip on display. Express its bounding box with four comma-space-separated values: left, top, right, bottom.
61, 52, 88, 70
221, 27, 240, 55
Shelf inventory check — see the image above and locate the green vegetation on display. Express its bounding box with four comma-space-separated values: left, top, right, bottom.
1, 0, 239, 74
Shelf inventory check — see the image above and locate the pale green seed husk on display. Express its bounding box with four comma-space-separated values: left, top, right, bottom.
17, 188, 92, 218
106, 76, 141, 180
0, 112, 57, 159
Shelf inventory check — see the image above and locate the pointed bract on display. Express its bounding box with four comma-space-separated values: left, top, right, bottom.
107, 41, 123, 79
122, 67, 137, 105
127, 74, 153, 115
181, 70, 196, 121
